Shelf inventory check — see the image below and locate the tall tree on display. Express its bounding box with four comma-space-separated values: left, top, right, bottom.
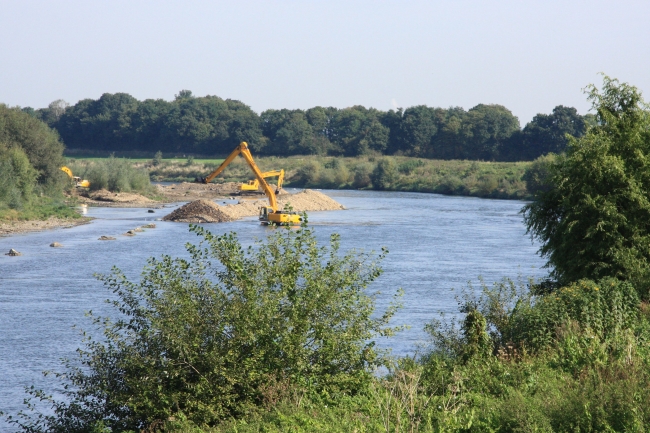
398, 105, 439, 156
520, 105, 588, 159
0, 104, 66, 189
523, 77, 650, 292
462, 104, 520, 160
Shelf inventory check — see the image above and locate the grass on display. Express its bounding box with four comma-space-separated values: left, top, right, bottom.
67, 154, 533, 200
0, 195, 82, 222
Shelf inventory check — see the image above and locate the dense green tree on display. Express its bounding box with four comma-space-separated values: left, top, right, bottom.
10, 225, 400, 432
520, 105, 589, 159
0, 144, 38, 209
430, 107, 468, 159
329, 106, 389, 156
370, 158, 399, 190
523, 77, 650, 292
462, 104, 520, 160
0, 104, 66, 190
38, 91, 595, 161
56, 93, 139, 151
260, 109, 317, 155
398, 105, 439, 157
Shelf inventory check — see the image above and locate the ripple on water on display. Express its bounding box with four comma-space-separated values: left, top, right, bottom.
0, 190, 547, 421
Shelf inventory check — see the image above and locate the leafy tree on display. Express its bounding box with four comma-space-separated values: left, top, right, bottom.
519, 105, 589, 159
10, 225, 400, 432
371, 158, 399, 190
0, 143, 38, 209
431, 107, 467, 160
329, 107, 389, 156
523, 76, 650, 292
462, 104, 520, 160
398, 105, 439, 157
0, 104, 66, 190
260, 109, 317, 155
522, 153, 557, 196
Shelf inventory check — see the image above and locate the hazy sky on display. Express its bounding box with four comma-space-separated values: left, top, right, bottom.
1, 0, 648, 124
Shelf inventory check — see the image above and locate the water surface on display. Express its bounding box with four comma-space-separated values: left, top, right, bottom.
0, 190, 546, 420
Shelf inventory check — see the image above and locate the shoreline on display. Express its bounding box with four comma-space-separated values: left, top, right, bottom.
0, 216, 94, 238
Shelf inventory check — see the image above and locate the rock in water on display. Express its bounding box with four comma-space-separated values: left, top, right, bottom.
6, 248, 22, 256
98, 236, 116, 241
50, 242, 63, 248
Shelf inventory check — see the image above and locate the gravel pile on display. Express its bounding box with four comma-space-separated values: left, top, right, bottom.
162, 199, 236, 223
162, 190, 344, 223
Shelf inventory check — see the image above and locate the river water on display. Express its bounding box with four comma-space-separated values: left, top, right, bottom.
0, 190, 547, 420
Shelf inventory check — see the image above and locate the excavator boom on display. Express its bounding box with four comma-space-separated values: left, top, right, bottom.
196, 143, 300, 225
239, 169, 285, 194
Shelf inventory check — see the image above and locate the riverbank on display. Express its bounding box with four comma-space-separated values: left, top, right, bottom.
0, 216, 93, 237
65, 155, 534, 201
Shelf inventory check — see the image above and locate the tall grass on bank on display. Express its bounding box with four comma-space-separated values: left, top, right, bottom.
0, 196, 81, 221
66, 156, 153, 194
84, 154, 532, 200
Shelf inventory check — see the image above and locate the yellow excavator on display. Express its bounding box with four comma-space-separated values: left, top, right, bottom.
196, 142, 301, 225
60, 166, 90, 188
239, 169, 285, 194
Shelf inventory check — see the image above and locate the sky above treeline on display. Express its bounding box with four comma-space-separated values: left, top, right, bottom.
1, 0, 648, 124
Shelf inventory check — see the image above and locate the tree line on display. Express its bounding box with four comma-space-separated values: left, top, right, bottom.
23, 91, 595, 161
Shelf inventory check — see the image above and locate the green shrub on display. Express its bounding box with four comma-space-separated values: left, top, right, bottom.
0, 144, 38, 210
398, 159, 424, 174
294, 160, 322, 186
84, 155, 152, 193
370, 159, 398, 190
10, 225, 401, 432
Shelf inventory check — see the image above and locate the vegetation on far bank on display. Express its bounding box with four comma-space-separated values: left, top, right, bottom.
7, 76, 650, 432
28, 92, 592, 163
65, 153, 534, 200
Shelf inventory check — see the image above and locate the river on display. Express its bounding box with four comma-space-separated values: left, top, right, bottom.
0, 189, 547, 421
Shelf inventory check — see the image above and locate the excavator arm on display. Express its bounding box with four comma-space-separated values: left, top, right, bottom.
196, 142, 278, 212
196, 144, 247, 184
196, 142, 300, 224
61, 166, 73, 178
240, 169, 285, 194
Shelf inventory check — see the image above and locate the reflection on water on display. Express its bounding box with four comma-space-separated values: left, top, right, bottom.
0, 190, 546, 419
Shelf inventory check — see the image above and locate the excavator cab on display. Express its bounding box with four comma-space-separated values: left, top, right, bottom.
259, 206, 302, 225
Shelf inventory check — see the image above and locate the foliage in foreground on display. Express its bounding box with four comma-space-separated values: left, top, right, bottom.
7, 224, 400, 432
170, 278, 650, 433
524, 76, 650, 293
94, 278, 650, 433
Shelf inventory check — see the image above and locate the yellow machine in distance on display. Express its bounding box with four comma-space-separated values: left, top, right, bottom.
239, 169, 285, 194
196, 143, 301, 225
60, 166, 90, 188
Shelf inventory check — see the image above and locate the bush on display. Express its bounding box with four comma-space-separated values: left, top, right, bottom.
522, 153, 556, 197
370, 159, 398, 190
351, 163, 372, 189
0, 104, 66, 191
84, 156, 152, 193
10, 224, 401, 432
0, 144, 38, 210
293, 160, 322, 186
